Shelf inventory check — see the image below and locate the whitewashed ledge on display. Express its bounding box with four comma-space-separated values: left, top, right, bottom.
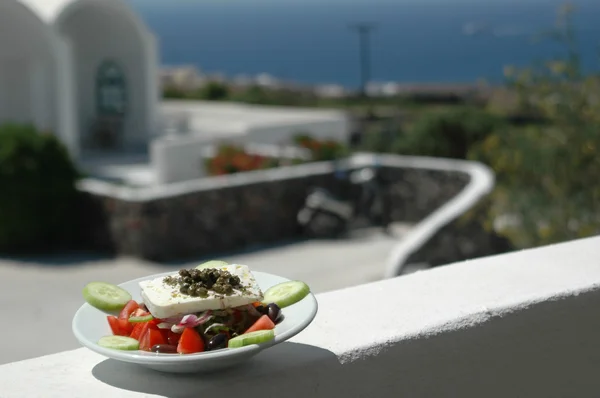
3, 237, 600, 398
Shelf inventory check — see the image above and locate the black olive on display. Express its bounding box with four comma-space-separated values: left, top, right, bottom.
267, 303, 281, 323
151, 344, 178, 354
255, 305, 268, 315
179, 269, 190, 278
207, 334, 228, 351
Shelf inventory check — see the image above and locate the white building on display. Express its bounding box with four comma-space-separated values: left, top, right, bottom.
1, 0, 159, 160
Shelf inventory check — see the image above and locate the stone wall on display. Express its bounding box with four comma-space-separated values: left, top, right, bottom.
404, 198, 515, 267
77, 160, 472, 262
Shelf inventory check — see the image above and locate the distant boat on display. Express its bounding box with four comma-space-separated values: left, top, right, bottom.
462, 22, 491, 36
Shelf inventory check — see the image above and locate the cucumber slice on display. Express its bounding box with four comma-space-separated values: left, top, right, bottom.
129, 314, 154, 323
83, 282, 132, 311
228, 330, 275, 348
196, 260, 229, 270
263, 280, 310, 308
98, 335, 140, 351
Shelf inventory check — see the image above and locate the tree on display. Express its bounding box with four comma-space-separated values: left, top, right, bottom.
471, 3, 600, 247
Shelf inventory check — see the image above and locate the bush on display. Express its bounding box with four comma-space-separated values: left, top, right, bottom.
0, 124, 80, 252
394, 107, 505, 159
205, 144, 279, 175
197, 82, 230, 101
292, 134, 348, 161
469, 3, 600, 248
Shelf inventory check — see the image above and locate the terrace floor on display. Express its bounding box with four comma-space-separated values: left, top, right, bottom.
0, 223, 419, 366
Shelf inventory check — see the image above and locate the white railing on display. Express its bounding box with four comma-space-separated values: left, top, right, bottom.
2, 237, 600, 397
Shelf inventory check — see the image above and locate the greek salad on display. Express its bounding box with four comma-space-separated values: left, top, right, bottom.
81, 260, 311, 354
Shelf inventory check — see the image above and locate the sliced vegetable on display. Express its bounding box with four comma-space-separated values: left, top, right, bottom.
244, 314, 275, 334
263, 280, 310, 308
107, 315, 133, 336
195, 260, 228, 270
98, 335, 140, 351
83, 282, 132, 311
140, 326, 166, 351
228, 329, 275, 348
129, 314, 154, 323
167, 330, 182, 346
204, 323, 230, 336
118, 300, 140, 320
176, 327, 205, 354
171, 311, 213, 333
130, 321, 151, 341
131, 308, 150, 318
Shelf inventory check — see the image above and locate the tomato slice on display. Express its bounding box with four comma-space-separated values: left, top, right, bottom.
167, 330, 181, 346
119, 318, 133, 335
118, 300, 140, 320
107, 315, 131, 336
244, 314, 275, 334
176, 327, 205, 354
139, 326, 166, 351
130, 321, 150, 340
158, 326, 170, 343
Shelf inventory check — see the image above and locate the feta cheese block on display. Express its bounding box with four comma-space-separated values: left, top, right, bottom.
139, 264, 264, 319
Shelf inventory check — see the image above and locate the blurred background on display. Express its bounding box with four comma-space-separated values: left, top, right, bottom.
1, 0, 599, 364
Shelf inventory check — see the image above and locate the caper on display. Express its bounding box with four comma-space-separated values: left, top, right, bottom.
188, 287, 199, 297
180, 284, 190, 294
183, 276, 193, 284
229, 275, 241, 286
179, 269, 190, 278
196, 287, 208, 297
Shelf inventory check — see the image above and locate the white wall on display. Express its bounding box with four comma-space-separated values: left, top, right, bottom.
0, 2, 57, 133
57, 2, 151, 149
151, 134, 313, 184
242, 119, 349, 145
2, 237, 600, 397
151, 135, 217, 184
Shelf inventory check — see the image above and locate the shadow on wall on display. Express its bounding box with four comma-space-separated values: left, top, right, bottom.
92, 291, 600, 397
92, 342, 341, 398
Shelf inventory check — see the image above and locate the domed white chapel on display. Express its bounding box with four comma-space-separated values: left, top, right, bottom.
1, 0, 159, 159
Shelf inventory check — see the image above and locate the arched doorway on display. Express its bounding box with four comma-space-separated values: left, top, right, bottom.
92, 59, 128, 148
55, 0, 158, 151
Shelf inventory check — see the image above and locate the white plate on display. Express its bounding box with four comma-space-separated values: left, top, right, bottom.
72, 270, 318, 373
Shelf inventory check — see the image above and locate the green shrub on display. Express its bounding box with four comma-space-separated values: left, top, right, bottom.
0, 124, 79, 252
292, 133, 348, 161
197, 82, 230, 101
393, 107, 505, 159
469, 3, 600, 248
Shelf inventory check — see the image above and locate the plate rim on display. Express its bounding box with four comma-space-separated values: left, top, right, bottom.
72, 270, 318, 365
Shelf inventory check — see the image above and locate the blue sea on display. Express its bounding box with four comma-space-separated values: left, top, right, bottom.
126, 0, 600, 88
